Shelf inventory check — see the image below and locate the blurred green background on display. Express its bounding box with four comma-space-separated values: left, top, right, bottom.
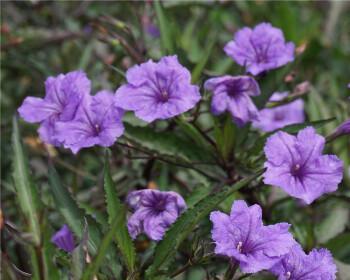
1, 1, 350, 279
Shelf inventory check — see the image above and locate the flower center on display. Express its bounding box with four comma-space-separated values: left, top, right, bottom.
93, 124, 100, 135
236, 241, 243, 253
159, 90, 169, 102
291, 163, 303, 177
154, 199, 166, 212
226, 80, 245, 97
285, 271, 291, 279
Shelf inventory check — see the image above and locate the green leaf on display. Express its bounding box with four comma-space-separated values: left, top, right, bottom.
324, 233, 350, 264
154, 0, 174, 54
185, 184, 211, 208
145, 171, 263, 278
191, 31, 217, 83
175, 118, 215, 155
315, 201, 349, 244
82, 213, 124, 280
41, 220, 60, 280
104, 152, 136, 273
71, 245, 85, 280
280, 117, 336, 134
104, 151, 121, 224
71, 221, 89, 280
214, 116, 236, 160
48, 165, 101, 254
124, 123, 211, 163
12, 117, 41, 245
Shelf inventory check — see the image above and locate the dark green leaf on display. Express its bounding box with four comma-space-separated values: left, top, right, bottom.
82, 213, 124, 280
104, 152, 136, 273
154, 1, 174, 54
175, 118, 215, 155
71, 221, 89, 280
280, 117, 336, 134
191, 31, 217, 83
185, 184, 211, 208
48, 165, 101, 254
12, 117, 41, 245
214, 116, 236, 160
324, 233, 350, 264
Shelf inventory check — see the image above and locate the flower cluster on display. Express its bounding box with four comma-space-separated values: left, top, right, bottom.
19, 56, 201, 152
210, 200, 337, 279
19, 21, 345, 280
210, 200, 295, 273
18, 71, 124, 153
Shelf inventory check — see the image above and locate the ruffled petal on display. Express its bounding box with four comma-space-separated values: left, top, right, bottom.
264, 131, 297, 166
296, 126, 325, 165
18, 97, 59, 123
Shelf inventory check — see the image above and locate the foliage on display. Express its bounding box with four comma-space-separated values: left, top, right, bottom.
1, 1, 349, 280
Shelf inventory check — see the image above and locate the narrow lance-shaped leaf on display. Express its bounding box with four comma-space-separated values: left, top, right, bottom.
154, 0, 174, 55
71, 220, 89, 280
48, 165, 101, 254
104, 152, 136, 272
191, 31, 217, 83
12, 116, 41, 245
145, 170, 263, 278
82, 213, 124, 280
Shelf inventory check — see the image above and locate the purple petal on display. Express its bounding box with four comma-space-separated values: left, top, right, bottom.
51, 224, 75, 253
270, 245, 337, 280
210, 211, 237, 256
38, 118, 61, 146
18, 97, 59, 123
253, 92, 305, 132
264, 130, 298, 166
295, 127, 325, 165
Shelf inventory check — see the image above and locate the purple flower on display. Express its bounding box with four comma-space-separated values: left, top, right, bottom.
264, 127, 343, 204
55, 90, 124, 154
253, 92, 305, 132
204, 75, 260, 126
334, 119, 350, 136
270, 245, 337, 280
51, 224, 75, 253
146, 24, 160, 38
210, 200, 295, 273
126, 189, 186, 241
224, 23, 295, 75
18, 70, 91, 145
114, 55, 201, 123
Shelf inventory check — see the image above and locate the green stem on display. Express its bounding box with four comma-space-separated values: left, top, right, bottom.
224, 261, 239, 280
